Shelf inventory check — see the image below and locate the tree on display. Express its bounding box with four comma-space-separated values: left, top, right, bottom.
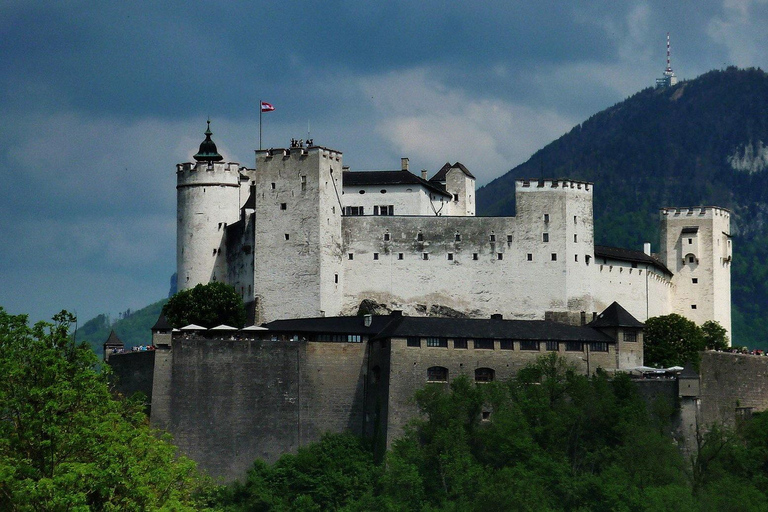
701, 320, 730, 351
0, 308, 211, 510
644, 314, 707, 368
163, 282, 247, 328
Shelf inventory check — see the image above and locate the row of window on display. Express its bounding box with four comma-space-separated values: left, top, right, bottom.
344, 205, 395, 216
349, 252, 591, 263
427, 366, 495, 383
407, 337, 608, 352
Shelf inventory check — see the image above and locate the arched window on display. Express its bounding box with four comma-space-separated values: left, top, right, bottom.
475, 368, 495, 383
427, 366, 448, 382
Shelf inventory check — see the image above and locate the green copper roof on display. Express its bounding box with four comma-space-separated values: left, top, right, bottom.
193, 120, 224, 162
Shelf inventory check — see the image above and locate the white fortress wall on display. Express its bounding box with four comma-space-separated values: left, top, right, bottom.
176, 161, 241, 290
341, 215, 573, 319
592, 259, 673, 322
252, 147, 344, 323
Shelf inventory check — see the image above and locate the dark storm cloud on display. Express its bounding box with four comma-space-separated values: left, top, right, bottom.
2, 0, 767, 323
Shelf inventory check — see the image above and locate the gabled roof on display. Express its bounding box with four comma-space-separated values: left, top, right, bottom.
373, 316, 613, 342
152, 313, 171, 331
594, 245, 672, 276
104, 330, 124, 346
430, 162, 476, 182
263, 315, 396, 335
589, 302, 644, 329
343, 170, 452, 198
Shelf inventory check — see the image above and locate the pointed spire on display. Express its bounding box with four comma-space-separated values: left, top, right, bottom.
193, 119, 224, 162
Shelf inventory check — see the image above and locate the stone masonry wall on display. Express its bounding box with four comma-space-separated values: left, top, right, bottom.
699, 351, 768, 427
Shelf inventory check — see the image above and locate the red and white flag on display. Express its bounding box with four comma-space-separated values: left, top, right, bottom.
261, 101, 275, 112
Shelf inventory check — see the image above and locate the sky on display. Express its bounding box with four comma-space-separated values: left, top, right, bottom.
2, 0, 768, 326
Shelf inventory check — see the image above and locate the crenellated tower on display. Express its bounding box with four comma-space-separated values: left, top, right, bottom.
251, 143, 344, 323
176, 121, 242, 291
660, 206, 732, 341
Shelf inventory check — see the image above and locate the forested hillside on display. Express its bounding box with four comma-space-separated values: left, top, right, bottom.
478, 67, 768, 348
74, 298, 167, 355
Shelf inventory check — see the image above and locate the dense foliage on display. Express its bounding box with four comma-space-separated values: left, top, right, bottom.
0, 307, 210, 510
644, 314, 729, 368
163, 282, 246, 329
215, 354, 768, 511
476, 67, 768, 348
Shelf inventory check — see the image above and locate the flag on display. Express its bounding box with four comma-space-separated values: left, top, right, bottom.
261, 101, 275, 112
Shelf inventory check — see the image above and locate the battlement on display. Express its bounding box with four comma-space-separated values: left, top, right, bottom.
660, 206, 731, 220
516, 178, 592, 192
255, 146, 342, 165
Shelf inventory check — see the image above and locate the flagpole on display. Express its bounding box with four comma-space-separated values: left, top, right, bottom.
259, 99, 262, 150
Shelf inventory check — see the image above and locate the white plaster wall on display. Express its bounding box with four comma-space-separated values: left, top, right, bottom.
176, 161, 241, 291
592, 260, 673, 322
252, 148, 344, 323
443, 169, 475, 216
341, 183, 434, 216
661, 207, 732, 339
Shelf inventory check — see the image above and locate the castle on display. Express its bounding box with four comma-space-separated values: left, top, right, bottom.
101, 123, 742, 482
177, 123, 731, 336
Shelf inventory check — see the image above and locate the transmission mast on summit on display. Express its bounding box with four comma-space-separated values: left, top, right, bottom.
655, 32, 678, 89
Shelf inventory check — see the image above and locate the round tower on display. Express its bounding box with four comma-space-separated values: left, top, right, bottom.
176, 121, 241, 291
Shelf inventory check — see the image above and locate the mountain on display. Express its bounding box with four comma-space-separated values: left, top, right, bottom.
74, 298, 167, 355
477, 66, 768, 348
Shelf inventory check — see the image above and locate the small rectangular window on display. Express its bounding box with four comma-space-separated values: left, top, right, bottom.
280, 203, 287, 210
520, 340, 539, 351
574, 234, 577, 243
692, 278, 698, 284
688, 255, 695, 263
271, 182, 276, 189
575, 255, 578, 262
373, 253, 379, 260
300, 175, 307, 191
573, 215, 577, 224
453, 193, 459, 201
507, 235, 513, 243
546, 341, 559, 351
417, 232, 424, 241
454, 338, 468, 349
407, 337, 420, 347
623, 331, 637, 342
590, 342, 608, 352
544, 213, 550, 222
334, 273, 338, 284
543, 233, 549, 242
551, 253, 557, 261
348, 253, 354, 260
565, 341, 583, 352
585, 255, 591, 265
447, 253, 454, 261
426, 337, 447, 348
284, 233, 290, 240
527, 253, 533, 261
688, 238, 693, 244
497, 253, 503, 260
691, 304, 697, 310
398, 253, 404, 260
384, 233, 390, 241
474, 339, 494, 350
500, 339, 514, 350
423, 253, 429, 260
455, 233, 461, 242
489, 234, 496, 242
473, 253, 478, 260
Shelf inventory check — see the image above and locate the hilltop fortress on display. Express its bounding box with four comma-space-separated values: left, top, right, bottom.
178, 123, 732, 335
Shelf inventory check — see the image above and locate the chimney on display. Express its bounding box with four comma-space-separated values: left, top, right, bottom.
421, 169, 428, 180
401, 158, 409, 171
643, 242, 651, 256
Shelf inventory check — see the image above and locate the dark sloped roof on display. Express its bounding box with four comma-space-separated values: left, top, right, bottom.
589, 302, 644, 328
263, 315, 397, 335
594, 245, 672, 276
343, 170, 452, 198
104, 330, 124, 346
430, 162, 476, 182
152, 313, 172, 331
373, 316, 613, 343
681, 226, 699, 234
